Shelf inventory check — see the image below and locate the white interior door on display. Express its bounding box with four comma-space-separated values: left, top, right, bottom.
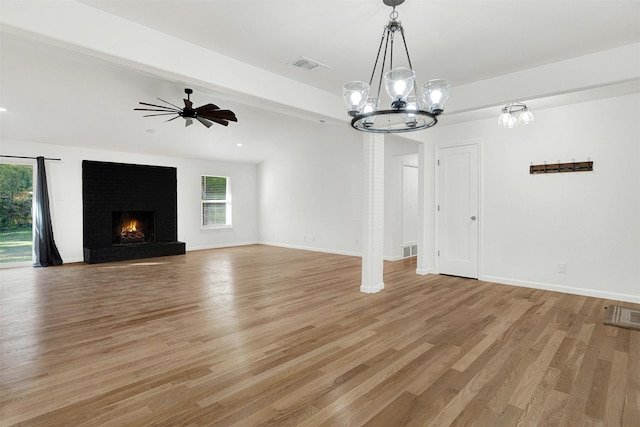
438, 144, 479, 278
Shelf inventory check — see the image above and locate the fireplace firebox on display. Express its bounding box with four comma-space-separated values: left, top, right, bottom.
112, 211, 155, 245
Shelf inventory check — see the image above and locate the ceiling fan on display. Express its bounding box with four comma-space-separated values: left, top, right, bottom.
134, 88, 237, 128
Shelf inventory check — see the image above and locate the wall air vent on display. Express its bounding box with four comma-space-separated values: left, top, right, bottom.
291, 56, 331, 71
402, 244, 418, 258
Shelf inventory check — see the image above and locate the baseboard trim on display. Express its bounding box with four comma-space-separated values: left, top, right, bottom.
480, 274, 640, 304
416, 268, 437, 275
186, 241, 259, 252
260, 242, 361, 258
360, 282, 385, 293
188, 241, 408, 261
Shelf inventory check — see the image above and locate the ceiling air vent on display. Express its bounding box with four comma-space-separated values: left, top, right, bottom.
291, 56, 330, 71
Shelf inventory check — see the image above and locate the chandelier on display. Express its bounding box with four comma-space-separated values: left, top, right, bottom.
498, 102, 535, 128
342, 0, 450, 133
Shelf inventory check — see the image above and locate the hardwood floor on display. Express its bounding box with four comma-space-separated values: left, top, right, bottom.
1, 245, 638, 426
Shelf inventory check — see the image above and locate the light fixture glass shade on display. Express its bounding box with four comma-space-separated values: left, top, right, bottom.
343, 81, 370, 115
384, 67, 415, 105
362, 97, 377, 114
362, 97, 377, 127
405, 96, 418, 111
405, 96, 418, 127
422, 79, 450, 114
497, 112, 512, 128
518, 109, 534, 125
506, 114, 518, 128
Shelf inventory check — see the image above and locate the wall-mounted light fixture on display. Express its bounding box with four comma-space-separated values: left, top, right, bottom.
498, 102, 534, 128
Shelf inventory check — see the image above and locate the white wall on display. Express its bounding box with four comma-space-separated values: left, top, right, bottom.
422, 92, 640, 303
2, 119, 418, 265
0, 140, 258, 263
257, 120, 418, 258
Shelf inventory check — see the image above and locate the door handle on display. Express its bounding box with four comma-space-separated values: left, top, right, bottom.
471, 216, 477, 220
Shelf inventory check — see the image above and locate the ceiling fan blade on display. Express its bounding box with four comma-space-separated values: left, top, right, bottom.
156, 97, 183, 110
199, 110, 237, 122
135, 108, 181, 112
206, 117, 230, 127
138, 102, 180, 111
194, 103, 220, 112
142, 113, 179, 117
196, 116, 213, 128
164, 115, 180, 123
184, 99, 193, 110
185, 118, 193, 127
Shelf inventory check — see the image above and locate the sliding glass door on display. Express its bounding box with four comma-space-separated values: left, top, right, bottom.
0, 162, 34, 265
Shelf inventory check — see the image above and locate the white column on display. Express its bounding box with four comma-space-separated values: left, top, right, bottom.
361, 132, 385, 293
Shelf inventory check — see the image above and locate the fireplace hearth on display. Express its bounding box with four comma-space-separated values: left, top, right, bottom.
83, 161, 185, 264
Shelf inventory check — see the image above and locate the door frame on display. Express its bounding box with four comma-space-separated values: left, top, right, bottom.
434, 139, 482, 278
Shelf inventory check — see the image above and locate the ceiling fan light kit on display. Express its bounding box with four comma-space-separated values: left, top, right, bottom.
342, 0, 450, 133
134, 88, 237, 128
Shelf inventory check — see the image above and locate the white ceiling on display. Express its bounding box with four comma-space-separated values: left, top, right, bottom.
1, 0, 640, 163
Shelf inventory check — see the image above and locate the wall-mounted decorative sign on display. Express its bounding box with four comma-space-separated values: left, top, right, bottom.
530, 160, 593, 175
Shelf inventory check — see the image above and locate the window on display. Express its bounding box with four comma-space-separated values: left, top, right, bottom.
201, 175, 231, 228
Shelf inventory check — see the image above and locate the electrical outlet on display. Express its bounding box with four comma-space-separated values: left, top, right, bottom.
558, 263, 567, 274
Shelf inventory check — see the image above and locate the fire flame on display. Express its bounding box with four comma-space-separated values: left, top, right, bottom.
121, 219, 138, 234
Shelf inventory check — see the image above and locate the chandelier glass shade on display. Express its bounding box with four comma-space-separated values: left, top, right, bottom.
498, 102, 534, 128
342, 0, 450, 133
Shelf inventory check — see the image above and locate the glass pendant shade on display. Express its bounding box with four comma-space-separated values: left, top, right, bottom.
384, 67, 415, 106
405, 96, 418, 111
343, 81, 370, 115
405, 96, 418, 127
498, 113, 518, 129
362, 97, 377, 127
422, 79, 451, 114
497, 112, 511, 128
518, 109, 534, 125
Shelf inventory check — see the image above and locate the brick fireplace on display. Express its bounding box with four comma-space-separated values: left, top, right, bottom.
82, 160, 185, 264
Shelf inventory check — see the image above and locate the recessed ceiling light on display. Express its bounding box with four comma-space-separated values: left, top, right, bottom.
0, 107, 7, 112
236, 143, 243, 147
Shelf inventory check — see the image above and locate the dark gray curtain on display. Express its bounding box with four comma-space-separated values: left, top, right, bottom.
34, 156, 63, 267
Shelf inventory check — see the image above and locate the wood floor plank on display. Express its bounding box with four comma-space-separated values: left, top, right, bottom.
1, 245, 638, 426
624, 329, 640, 426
